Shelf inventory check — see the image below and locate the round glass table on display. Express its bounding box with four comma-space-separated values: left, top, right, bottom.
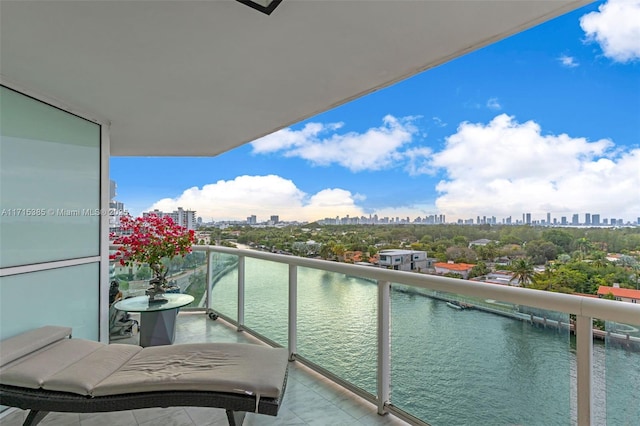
114, 294, 194, 347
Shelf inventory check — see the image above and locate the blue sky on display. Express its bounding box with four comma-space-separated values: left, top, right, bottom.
112, 0, 640, 224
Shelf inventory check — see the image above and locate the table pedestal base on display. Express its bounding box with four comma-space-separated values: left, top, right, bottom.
139, 309, 178, 347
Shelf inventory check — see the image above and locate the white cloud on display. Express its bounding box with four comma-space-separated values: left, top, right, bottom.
251, 115, 419, 172
429, 114, 640, 221
404, 147, 435, 176
580, 0, 640, 63
432, 116, 447, 127
558, 54, 579, 67
145, 115, 639, 224
486, 98, 501, 110
148, 175, 365, 222
251, 122, 343, 154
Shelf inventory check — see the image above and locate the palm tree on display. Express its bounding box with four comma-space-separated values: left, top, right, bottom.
591, 255, 609, 269
333, 243, 346, 262
575, 237, 591, 260
511, 258, 535, 287
319, 242, 334, 260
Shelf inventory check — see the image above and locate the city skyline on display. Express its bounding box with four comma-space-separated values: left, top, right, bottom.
111, 0, 640, 224
131, 202, 638, 227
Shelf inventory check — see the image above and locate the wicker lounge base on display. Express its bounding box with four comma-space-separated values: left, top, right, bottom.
0, 326, 289, 426
0, 382, 286, 426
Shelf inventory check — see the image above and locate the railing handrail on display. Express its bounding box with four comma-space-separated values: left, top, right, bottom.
194, 245, 640, 325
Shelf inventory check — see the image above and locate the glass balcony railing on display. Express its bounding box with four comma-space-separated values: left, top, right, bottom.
108, 249, 206, 310
390, 284, 571, 425
297, 267, 377, 396
208, 252, 239, 320
604, 320, 640, 425
195, 245, 640, 425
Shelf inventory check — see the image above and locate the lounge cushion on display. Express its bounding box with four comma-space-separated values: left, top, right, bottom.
0, 326, 72, 367
0, 339, 103, 389
93, 343, 288, 398
43, 344, 143, 395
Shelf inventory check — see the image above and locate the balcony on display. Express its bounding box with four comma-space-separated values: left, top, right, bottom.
2, 2, 630, 424
6, 245, 637, 426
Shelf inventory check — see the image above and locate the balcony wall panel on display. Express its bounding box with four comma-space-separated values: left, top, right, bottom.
0, 85, 103, 347
0, 263, 99, 340
0, 86, 100, 268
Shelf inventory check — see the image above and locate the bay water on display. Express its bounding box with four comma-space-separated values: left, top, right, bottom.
209, 255, 639, 425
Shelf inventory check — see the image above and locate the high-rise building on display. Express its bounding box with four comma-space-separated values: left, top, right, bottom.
247, 215, 257, 224
108, 180, 128, 233
585, 213, 591, 226
561, 216, 567, 225
546, 212, 551, 224
270, 215, 279, 224
592, 214, 600, 226
525, 213, 531, 225
572, 214, 579, 225
144, 207, 196, 230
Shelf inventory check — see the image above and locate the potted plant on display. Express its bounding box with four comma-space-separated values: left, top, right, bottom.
110, 214, 196, 302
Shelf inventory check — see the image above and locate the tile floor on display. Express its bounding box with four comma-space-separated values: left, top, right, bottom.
0, 312, 410, 426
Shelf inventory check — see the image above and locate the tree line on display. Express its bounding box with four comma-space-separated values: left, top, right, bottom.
201, 224, 640, 294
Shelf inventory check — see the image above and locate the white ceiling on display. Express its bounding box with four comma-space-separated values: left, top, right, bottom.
0, 0, 591, 157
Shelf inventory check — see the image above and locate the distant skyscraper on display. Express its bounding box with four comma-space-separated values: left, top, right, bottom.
270, 215, 279, 224
144, 207, 196, 230
525, 213, 531, 225
585, 213, 591, 225
572, 214, 579, 225
561, 216, 567, 225
592, 214, 600, 226
108, 180, 128, 233
546, 212, 551, 224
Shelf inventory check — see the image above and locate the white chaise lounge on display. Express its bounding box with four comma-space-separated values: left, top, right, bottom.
0, 326, 289, 426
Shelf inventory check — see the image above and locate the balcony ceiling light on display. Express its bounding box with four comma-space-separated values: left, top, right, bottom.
237, 0, 283, 15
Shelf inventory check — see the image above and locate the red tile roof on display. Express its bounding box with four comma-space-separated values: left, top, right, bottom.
597, 286, 640, 299
434, 262, 476, 271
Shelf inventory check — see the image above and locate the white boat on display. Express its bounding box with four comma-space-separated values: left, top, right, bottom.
446, 301, 464, 310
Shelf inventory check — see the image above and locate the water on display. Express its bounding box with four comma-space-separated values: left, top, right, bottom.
209, 255, 640, 426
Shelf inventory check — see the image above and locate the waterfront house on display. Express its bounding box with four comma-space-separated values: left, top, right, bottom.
469, 238, 494, 247
471, 270, 521, 286
378, 249, 428, 272
597, 286, 640, 303
434, 262, 476, 279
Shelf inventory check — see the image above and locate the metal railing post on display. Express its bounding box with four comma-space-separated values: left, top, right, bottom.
377, 279, 391, 415
237, 255, 245, 331
576, 315, 593, 426
205, 249, 213, 311
288, 264, 297, 361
